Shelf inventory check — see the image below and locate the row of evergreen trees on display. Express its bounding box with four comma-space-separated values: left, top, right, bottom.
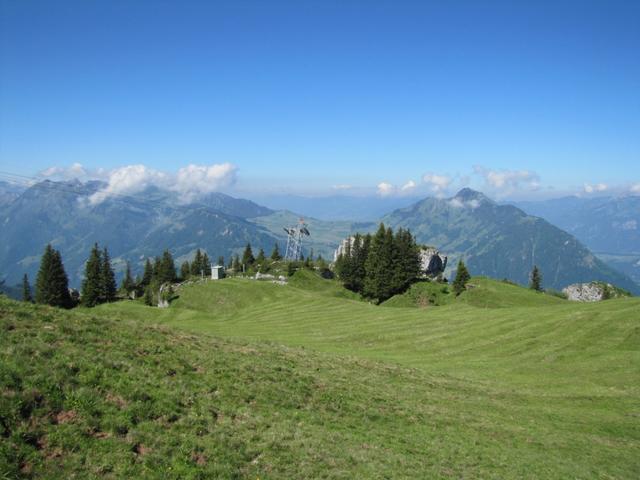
335, 224, 422, 302
81, 243, 117, 307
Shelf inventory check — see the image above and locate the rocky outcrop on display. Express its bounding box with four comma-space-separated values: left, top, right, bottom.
420, 247, 447, 277
562, 282, 615, 302
334, 236, 356, 262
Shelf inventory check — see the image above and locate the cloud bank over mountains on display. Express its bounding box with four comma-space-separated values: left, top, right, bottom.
38, 162, 238, 204
35, 161, 640, 202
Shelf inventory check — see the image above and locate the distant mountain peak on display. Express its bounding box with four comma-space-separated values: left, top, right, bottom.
452, 188, 489, 202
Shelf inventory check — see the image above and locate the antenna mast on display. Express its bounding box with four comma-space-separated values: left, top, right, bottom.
283, 218, 310, 261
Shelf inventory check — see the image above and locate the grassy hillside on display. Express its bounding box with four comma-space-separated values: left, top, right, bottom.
3, 272, 640, 478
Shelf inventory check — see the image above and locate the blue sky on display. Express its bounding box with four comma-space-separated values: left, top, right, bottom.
1, 0, 639, 199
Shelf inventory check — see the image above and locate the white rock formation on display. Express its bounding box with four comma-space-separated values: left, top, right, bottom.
562, 282, 610, 302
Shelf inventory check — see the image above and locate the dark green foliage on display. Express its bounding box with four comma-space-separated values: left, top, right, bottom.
156, 250, 176, 284
601, 283, 612, 300
287, 261, 298, 276
453, 260, 471, 296
101, 247, 117, 303
202, 253, 211, 277
217, 256, 225, 267
242, 243, 255, 267
180, 261, 191, 281
271, 242, 282, 261
121, 261, 135, 295
363, 225, 395, 302
22, 273, 32, 303
81, 244, 103, 307
256, 248, 266, 265
390, 228, 421, 295
190, 249, 204, 276
529, 265, 543, 292
143, 285, 154, 306
141, 258, 153, 287
35, 244, 72, 308
336, 226, 419, 303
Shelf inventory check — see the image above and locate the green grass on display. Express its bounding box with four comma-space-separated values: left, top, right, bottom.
2, 271, 640, 478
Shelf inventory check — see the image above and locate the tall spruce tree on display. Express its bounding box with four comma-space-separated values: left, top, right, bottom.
101, 247, 117, 302
217, 256, 225, 267
121, 261, 135, 295
158, 250, 176, 284
191, 249, 203, 276
270, 243, 282, 261
529, 265, 543, 292
242, 243, 255, 267
453, 260, 471, 296
391, 228, 420, 295
35, 244, 72, 308
363, 224, 395, 302
180, 261, 190, 280
82, 243, 103, 307
141, 258, 153, 287
22, 273, 32, 303
202, 252, 211, 276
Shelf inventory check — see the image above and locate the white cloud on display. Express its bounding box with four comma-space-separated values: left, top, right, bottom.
172, 163, 237, 202
332, 184, 353, 191
85, 162, 237, 205
401, 180, 417, 192
376, 179, 418, 197
448, 198, 464, 208
422, 173, 452, 196
39, 162, 93, 181
473, 166, 540, 196
629, 183, 640, 194
583, 183, 608, 194
448, 197, 480, 209
376, 182, 396, 197
88, 164, 168, 204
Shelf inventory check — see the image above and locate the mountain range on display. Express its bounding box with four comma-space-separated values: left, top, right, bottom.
0, 180, 638, 294
382, 189, 639, 294
512, 195, 640, 286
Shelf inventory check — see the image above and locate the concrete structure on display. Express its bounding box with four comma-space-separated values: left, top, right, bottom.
211, 265, 225, 280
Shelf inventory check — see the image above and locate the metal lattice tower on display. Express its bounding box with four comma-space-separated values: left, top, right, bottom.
283, 218, 310, 261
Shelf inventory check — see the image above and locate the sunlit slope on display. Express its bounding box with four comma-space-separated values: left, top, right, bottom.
101, 272, 640, 393
3, 295, 640, 478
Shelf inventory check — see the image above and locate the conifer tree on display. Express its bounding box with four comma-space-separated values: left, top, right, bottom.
363, 224, 395, 302
143, 285, 154, 306
101, 247, 117, 303
180, 261, 190, 280
529, 265, 543, 292
121, 261, 135, 295
202, 252, 211, 276
270, 242, 281, 261
232, 254, 241, 272
158, 250, 176, 284
453, 260, 471, 296
82, 243, 103, 307
256, 248, 266, 265
242, 243, 255, 267
35, 244, 72, 308
191, 249, 203, 276
391, 228, 420, 295
22, 273, 32, 303
153, 256, 162, 281
217, 256, 225, 267
141, 258, 153, 287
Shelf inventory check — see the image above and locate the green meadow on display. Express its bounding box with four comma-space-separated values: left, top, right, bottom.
2, 271, 639, 478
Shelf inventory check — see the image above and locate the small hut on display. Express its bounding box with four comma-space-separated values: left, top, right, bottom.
211, 265, 225, 280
